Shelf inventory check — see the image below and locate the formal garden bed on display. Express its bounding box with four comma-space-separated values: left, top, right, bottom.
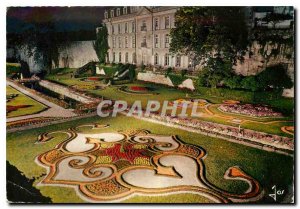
6, 85, 48, 118
117, 85, 159, 95
6, 114, 294, 203
218, 104, 283, 118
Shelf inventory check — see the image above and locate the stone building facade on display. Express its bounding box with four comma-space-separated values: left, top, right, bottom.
102, 6, 190, 69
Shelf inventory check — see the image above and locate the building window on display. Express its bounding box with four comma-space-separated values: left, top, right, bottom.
123, 7, 127, 15
119, 52, 122, 62
125, 36, 128, 48
117, 8, 121, 16
154, 34, 159, 48
154, 18, 159, 30
154, 53, 159, 65
125, 23, 128, 33
112, 37, 116, 48
141, 20, 147, 31
113, 52, 116, 62
141, 36, 147, 47
118, 24, 121, 34
112, 25, 115, 34
104, 11, 108, 19
176, 55, 181, 67
132, 52, 136, 64
165, 53, 169, 66
165, 16, 170, 29
110, 10, 114, 18
118, 37, 121, 48
132, 21, 135, 32
132, 36, 136, 48
125, 52, 129, 63
165, 34, 170, 48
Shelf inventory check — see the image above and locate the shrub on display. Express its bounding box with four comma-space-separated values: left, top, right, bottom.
165, 67, 173, 77
181, 69, 188, 78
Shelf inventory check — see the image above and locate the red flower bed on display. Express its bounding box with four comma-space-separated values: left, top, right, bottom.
7, 105, 32, 113
130, 86, 148, 92
87, 77, 100, 81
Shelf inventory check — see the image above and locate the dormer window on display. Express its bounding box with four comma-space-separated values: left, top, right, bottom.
117, 8, 121, 16
123, 7, 127, 15
104, 11, 108, 19
110, 10, 114, 18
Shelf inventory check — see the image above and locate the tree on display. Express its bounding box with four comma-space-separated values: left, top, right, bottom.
170, 7, 249, 88
241, 76, 259, 92
224, 75, 242, 89
170, 7, 249, 67
93, 24, 109, 64
198, 56, 232, 88
128, 65, 136, 82
256, 64, 293, 91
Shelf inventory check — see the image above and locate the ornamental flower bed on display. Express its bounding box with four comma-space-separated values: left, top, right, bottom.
7, 105, 32, 113
127, 110, 293, 150
130, 86, 148, 92
87, 77, 100, 81
218, 104, 282, 117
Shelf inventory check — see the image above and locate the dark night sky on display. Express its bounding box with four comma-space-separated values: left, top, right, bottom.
6, 7, 109, 33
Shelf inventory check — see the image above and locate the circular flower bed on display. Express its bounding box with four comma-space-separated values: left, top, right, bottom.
118, 86, 159, 95
218, 104, 282, 118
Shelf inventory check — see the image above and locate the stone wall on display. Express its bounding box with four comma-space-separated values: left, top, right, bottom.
13, 40, 98, 73
137, 72, 174, 87
57, 41, 98, 69
39, 80, 96, 104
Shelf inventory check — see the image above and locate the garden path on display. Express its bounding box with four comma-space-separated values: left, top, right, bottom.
6, 80, 77, 122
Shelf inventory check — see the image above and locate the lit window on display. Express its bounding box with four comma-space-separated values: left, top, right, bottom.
154, 34, 159, 48
112, 25, 115, 34
125, 52, 129, 63
110, 10, 114, 18
165, 34, 170, 48
165, 16, 170, 29
125, 36, 128, 48
119, 52, 122, 62
132, 21, 135, 32
112, 37, 116, 48
154, 18, 159, 30
125, 23, 128, 33
141, 36, 147, 47
123, 7, 127, 15
118, 37, 121, 48
132, 36, 136, 48
165, 53, 169, 66
154, 53, 159, 65
141, 20, 147, 31
176, 55, 181, 67
132, 52, 136, 63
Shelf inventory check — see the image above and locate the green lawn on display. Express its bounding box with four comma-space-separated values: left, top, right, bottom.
6, 86, 47, 118
7, 115, 293, 203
